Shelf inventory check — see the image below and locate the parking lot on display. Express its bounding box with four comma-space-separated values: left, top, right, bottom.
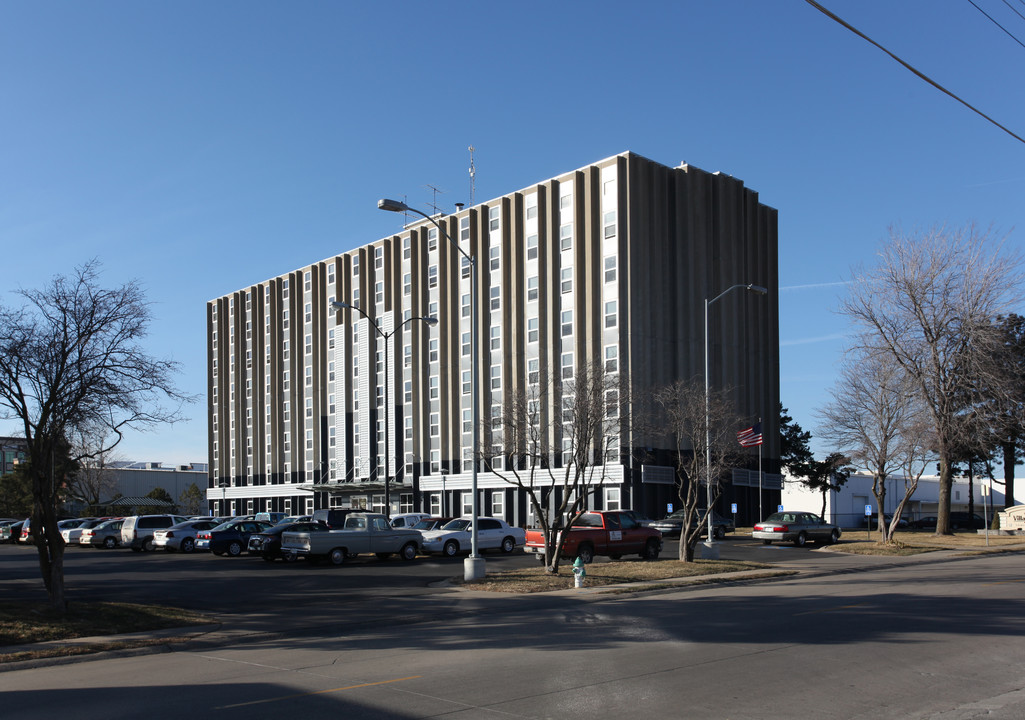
1, 529, 858, 617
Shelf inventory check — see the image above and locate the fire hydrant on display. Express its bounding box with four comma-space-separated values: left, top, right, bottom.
572, 556, 586, 588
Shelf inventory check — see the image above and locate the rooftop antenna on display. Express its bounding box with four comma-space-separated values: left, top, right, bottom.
424, 184, 446, 216
468, 145, 476, 207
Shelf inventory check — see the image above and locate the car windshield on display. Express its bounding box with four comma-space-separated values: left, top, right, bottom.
412, 519, 438, 530
441, 519, 471, 531
761, 513, 787, 523
211, 520, 238, 531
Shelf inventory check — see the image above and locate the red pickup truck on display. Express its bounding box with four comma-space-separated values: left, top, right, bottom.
524, 510, 663, 564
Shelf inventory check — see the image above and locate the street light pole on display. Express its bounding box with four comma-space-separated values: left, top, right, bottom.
331, 300, 437, 520
378, 198, 485, 581
704, 283, 768, 558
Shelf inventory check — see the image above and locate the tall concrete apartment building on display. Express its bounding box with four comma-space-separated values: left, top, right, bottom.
207, 152, 780, 526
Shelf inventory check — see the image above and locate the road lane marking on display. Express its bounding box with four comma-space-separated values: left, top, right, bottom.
217, 675, 423, 709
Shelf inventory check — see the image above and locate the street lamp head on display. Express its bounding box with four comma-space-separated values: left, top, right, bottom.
747, 284, 769, 295
331, 301, 352, 311
423, 316, 439, 327
378, 198, 410, 213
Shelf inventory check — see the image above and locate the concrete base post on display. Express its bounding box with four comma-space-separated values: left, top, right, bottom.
464, 556, 486, 582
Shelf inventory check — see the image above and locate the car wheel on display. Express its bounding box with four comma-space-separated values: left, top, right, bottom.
794, 532, 807, 548
181, 538, 195, 553
103, 537, 117, 549
283, 552, 298, 563
577, 544, 595, 564
227, 541, 243, 557
500, 536, 515, 554
762, 539, 772, 545
443, 540, 459, 557
828, 530, 839, 544
400, 542, 418, 561
142, 537, 155, 552
328, 548, 346, 566
714, 526, 726, 540
643, 538, 661, 560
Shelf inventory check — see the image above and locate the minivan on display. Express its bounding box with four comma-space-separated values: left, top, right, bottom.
121, 514, 189, 552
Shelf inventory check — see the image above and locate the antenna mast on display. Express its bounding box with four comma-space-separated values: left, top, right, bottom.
424, 184, 445, 216
468, 145, 476, 207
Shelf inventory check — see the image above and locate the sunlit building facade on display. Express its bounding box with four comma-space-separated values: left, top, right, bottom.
206, 152, 780, 525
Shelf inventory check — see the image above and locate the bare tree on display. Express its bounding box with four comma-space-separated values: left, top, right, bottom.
818, 349, 934, 543
68, 428, 121, 515
483, 361, 620, 573
0, 261, 190, 611
652, 378, 744, 562
839, 225, 1021, 535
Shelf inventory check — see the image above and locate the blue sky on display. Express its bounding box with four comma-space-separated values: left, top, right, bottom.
2, 1, 1023, 464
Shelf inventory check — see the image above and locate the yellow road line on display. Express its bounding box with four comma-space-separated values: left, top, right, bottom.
217, 675, 423, 709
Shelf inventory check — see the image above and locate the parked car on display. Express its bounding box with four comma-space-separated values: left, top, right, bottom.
80, 518, 124, 548
910, 516, 937, 530
650, 509, 735, 539
390, 513, 431, 529
862, 515, 909, 529
621, 510, 655, 527
411, 516, 454, 532
950, 512, 986, 530
254, 512, 287, 525
121, 514, 190, 552
196, 519, 272, 556
1, 519, 26, 543
753, 511, 841, 546
420, 516, 526, 556
248, 521, 333, 561
280, 513, 423, 564
61, 518, 108, 546
153, 518, 222, 553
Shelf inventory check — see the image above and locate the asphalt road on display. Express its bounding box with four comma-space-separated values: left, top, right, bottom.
3, 540, 1025, 718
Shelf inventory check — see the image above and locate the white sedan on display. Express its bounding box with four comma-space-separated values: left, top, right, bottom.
419, 516, 526, 556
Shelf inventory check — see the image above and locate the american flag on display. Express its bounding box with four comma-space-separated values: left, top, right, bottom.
737, 422, 763, 448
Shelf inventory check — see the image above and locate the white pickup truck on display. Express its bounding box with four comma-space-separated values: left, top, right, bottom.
280, 512, 422, 565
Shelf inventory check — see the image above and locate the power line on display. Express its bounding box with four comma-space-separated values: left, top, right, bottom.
804, 0, 1025, 146
968, 0, 1025, 50
1000, 0, 1025, 25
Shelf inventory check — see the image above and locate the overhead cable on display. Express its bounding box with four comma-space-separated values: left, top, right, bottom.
804, 0, 1025, 146
968, 0, 1025, 50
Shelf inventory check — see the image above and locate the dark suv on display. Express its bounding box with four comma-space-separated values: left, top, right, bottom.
121, 514, 189, 552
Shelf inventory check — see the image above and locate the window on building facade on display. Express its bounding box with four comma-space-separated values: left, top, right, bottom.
527, 233, 538, 261
560, 223, 573, 251
491, 364, 501, 390
605, 300, 618, 328
490, 286, 500, 311
489, 205, 500, 232
490, 325, 500, 351
562, 352, 573, 379
490, 245, 500, 271
528, 318, 538, 344
527, 276, 538, 302
561, 267, 572, 294
428, 227, 438, 251
561, 310, 572, 337
605, 345, 618, 373
528, 358, 539, 384
429, 265, 438, 288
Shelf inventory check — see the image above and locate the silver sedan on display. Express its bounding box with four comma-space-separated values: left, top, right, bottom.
753, 511, 841, 547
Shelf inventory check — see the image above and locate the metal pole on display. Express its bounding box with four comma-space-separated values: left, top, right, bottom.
704, 297, 713, 546
381, 317, 391, 519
